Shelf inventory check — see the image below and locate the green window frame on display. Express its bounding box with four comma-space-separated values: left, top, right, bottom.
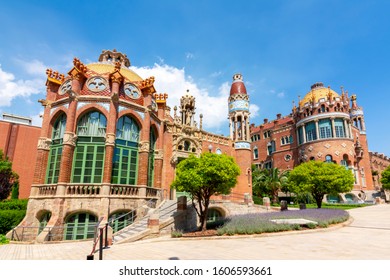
46, 114, 66, 184
64, 213, 98, 240
72, 111, 107, 183
112, 115, 140, 185
72, 145, 105, 183
46, 146, 63, 184
111, 146, 138, 185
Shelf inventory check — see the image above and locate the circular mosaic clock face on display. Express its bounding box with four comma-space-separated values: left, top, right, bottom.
59, 79, 72, 95
284, 154, 292, 162
123, 83, 140, 99
87, 77, 108, 92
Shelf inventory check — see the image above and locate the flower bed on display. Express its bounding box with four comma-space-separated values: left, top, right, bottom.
216, 209, 349, 236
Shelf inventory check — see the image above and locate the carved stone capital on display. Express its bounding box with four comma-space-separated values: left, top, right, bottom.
139, 141, 150, 152
105, 133, 116, 146
37, 137, 52, 151
154, 149, 164, 160
63, 132, 77, 146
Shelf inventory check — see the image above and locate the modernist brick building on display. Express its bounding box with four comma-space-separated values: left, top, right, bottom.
0, 114, 41, 199
250, 82, 390, 202
13, 50, 253, 241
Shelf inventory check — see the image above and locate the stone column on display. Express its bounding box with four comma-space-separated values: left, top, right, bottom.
241, 114, 245, 141
58, 78, 82, 184
331, 117, 336, 138
137, 108, 151, 186
103, 76, 120, 184
301, 125, 307, 143
246, 115, 251, 142
343, 119, 349, 138
229, 118, 233, 140
314, 119, 319, 139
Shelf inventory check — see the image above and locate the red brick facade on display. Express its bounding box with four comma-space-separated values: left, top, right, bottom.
250, 82, 382, 193
0, 120, 40, 198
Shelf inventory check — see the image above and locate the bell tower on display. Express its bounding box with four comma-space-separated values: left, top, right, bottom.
229, 74, 250, 141
228, 74, 252, 201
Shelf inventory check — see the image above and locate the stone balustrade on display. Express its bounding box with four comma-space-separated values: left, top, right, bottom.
30, 184, 161, 199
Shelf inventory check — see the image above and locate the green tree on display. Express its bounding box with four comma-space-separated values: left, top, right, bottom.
252, 168, 289, 203
0, 150, 19, 201
171, 153, 240, 231
380, 166, 390, 191
288, 160, 354, 208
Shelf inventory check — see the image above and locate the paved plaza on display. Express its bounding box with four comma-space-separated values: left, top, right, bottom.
1, 204, 389, 260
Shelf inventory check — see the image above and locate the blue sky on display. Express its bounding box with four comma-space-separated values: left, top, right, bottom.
0, 0, 389, 156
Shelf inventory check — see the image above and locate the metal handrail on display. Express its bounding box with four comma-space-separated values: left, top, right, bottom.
108, 196, 157, 229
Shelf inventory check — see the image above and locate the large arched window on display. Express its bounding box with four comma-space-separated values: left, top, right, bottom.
147, 128, 157, 187
72, 111, 106, 183
46, 114, 66, 184
112, 116, 140, 185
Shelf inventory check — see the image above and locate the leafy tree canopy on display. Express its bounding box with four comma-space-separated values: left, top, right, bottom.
381, 166, 390, 191
171, 152, 240, 231
288, 160, 354, 208
0, 150, 19, 201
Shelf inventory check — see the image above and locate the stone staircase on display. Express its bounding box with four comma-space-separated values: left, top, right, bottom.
113, 199, 178, 244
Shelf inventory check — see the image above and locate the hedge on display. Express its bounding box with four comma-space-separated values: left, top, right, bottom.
0, 210, 26, 235
0, 199, 28, 210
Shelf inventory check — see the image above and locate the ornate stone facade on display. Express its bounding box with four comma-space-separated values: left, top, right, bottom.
14, 50, 252, 242
250, 82, 387, 199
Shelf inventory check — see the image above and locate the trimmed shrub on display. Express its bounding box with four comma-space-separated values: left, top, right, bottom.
0, 199, 28, 210
0, 210, 26, 234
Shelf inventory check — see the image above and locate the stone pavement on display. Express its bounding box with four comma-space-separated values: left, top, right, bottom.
1, 204, 390, 260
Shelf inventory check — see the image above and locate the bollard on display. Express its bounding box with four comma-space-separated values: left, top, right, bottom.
263, 197, 271, 210
280, 200, 288, 211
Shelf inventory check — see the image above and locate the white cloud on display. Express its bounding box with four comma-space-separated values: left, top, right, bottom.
0, 65, 45, 107
131, 63, 231, 131
21, 59, 47, 77
250, 104, 260, 118
277, 91, 285, 98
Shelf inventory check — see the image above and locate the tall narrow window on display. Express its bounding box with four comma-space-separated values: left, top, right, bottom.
147, 129, 157, 187
334, 118, 345, 138
253, 147, 258, 159
111, 116, 140, 185
305, 122, 317, 141
298, 126, 304, 145
319, 119, 332, 139
46, 114, 66, 184
72, 111, 106, 183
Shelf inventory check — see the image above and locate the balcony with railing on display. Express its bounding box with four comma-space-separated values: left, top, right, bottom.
30, 183, 162, 200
